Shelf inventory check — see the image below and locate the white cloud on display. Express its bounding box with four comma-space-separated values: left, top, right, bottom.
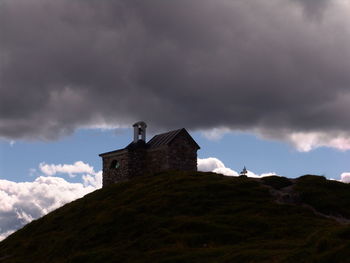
201, 128, 231, 141
201, 128, 350, 152
259, 172, 278, 177
340, 172, 350, 183
0, 161, 102, 241
198, 157, 226, 172
213, 167, 239, 177
82, 171, 102, 188
0, 230, 14, 242
256, 129, 350, 152
246, 171, 277, 178
198, 157, 276, 178
286, 132, 350, 152
81, 123, 128, 131
39, 161, 95, 177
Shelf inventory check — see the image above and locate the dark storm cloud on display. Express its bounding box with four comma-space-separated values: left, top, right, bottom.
1, 0, 350, 144
293, 0, 330, 18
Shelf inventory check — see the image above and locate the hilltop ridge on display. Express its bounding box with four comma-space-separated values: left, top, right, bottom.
1, 172, 350, 262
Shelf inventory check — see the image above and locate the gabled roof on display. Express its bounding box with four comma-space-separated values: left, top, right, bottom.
147, 128, 200, 149
99, 128, 200, 157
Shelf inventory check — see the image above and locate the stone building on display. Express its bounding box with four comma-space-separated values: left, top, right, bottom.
99, 122, 200, 187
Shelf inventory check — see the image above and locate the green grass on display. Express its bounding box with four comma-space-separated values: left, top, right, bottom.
0, 172, 350, 262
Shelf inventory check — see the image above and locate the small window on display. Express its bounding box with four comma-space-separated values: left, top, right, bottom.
110, 160, 120, 169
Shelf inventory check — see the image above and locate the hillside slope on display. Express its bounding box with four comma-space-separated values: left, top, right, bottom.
1, 172, 350, 262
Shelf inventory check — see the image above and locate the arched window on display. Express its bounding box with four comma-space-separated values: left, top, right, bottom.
110, 160, 120, 169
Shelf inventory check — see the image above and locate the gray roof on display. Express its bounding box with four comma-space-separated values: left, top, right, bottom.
147, 129, 182, 149
99, 128, 200, 156
147, 128, 200, 149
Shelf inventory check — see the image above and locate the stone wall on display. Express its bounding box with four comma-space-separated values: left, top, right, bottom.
146, 146, 169, 174
145, 133, 198, 174
102, 147, 148, 187
102, 150, 130, 187
167, 133, 198, 171
128, 147, 147, 179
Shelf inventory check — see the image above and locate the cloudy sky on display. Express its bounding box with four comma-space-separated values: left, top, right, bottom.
1, 0, 350, 240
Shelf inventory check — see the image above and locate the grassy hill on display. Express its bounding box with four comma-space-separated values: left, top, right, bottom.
1, 172, 350, 262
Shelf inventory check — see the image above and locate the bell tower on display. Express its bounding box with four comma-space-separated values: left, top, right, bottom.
133, 121, 147, 143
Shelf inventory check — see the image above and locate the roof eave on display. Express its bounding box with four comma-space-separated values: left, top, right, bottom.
99, 148, 127, 157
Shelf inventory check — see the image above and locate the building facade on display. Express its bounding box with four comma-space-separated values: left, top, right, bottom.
99, 122, 200, 187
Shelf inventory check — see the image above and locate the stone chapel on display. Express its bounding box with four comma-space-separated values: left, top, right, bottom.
99, 122, 200, 187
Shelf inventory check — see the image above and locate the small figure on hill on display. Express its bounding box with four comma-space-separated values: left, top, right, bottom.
240, 166, 248, 177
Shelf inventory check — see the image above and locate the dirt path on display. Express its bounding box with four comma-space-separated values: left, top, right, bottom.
263, 181, 350, 224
